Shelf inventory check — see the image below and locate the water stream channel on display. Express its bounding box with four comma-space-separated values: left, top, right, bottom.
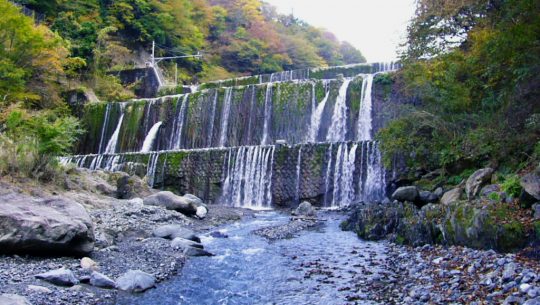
117, 212, 391, 305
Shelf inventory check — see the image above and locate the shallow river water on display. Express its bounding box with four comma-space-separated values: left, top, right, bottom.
117, 212, 391, 305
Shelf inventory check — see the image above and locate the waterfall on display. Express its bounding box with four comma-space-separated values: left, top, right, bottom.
97, 104, 111, 154
219, 88, 233, 147
221, 146, 275, 209
323, 144, 334, 206
246, 86, 256, 143
104, 155, 121, 171
361, 141, 386, 202
207, 90, 218, 146
294, 147, 303, 204
307, 89, 330, 143
146, 153, 160, 187
67, 62, 399, 208
357, 74, 374, 141
171, 94, 189, 150
141, 122, 163, 152
326, 79, 352, 142
104, 104, 125, 154
330, 143, 358, 207
261, 84, 273, 145
142, 98, 158, 136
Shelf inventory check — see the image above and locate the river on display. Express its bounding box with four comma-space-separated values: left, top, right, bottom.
117, 211, 391, 305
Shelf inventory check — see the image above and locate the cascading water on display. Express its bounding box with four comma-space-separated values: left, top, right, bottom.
323, 144, 334, 206
331, 143, 358, 207
207, 91, 218, 146
66, 62, 397, 208
307, 87, 330, 143
219, 88, 233, 147
294, 147, 303, 204
261, 84, 273, 145
103, 104, 125, 154
357, 74, 374, 141
170, 94, 189, 150
221, 146, 275, 209
97, 103, 111, 154
141, 122, 163, 152
326, 79, 352, 142
146, 152, 160, 187
360, 141, 386, 202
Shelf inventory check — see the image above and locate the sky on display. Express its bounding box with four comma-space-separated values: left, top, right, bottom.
264, 0, 417, 62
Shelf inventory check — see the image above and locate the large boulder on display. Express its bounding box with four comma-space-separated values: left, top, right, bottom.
153, 225, 201, 243
465, 168, 494, 200
0, 294, 31, 305
116, 270, 155, 292
343, 200, 528, 252
392, 186, 419, 202
0, 193, 94, 255
143, 191, 202, 216
182, 194, 206, 207
35, 268, 78, 286
293, 202, 316, 217
441, 188, 463, 205
521, 168, 540, 202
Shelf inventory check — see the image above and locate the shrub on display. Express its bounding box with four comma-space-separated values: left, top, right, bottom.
0, 106, 83, 179
501, 175, 522, 198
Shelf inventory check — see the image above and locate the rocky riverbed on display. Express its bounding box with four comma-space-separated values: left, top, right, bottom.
2, 169, 540, 304
0, 170, 252, 305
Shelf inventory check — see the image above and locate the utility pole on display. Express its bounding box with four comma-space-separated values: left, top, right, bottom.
149, 41, 203, 86
151, 41, 155, 67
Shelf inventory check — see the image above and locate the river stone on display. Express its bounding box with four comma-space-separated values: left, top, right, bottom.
89, 271, 116, 289
171, 237, 204, 250
116, 270, 155, 292
0, 193, 95, 255
533, 203, 540, 220
35, 268, 78, 287
433, 187, 444, 199
80, 257, 98, 271
153, 225, 201, 243
502, 262, 517, 282
521, 168, 540, 200
294, 201, 315, 217
0, 294, 31, 305
196, 206, 208, 219
392, 186, 419, 202
27, 285, 52, 294
466, 168, 494, 200
419, 191, 438, 205
524, 298, 540, 305
183, 246, 213, 257
143, 191, 197, 215
117, 174, 152, 200
441, 188, 463, 205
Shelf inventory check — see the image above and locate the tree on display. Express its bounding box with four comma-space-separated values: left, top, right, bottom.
0, 0, 68, 108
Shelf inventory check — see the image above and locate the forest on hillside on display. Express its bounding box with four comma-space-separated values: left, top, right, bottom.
379, 0, 540, 176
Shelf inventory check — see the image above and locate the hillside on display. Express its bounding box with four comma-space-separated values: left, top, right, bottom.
11, 0, 365, 100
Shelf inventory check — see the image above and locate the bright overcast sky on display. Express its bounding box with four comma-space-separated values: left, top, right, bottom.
264, 0, 417, 62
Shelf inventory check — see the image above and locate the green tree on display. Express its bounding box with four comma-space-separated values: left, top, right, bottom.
0, 0, 68, 108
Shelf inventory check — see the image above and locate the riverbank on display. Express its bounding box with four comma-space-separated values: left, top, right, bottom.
0, 170, 253, 305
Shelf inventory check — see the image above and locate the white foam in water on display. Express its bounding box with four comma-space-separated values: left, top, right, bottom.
241, 248, 265, 255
